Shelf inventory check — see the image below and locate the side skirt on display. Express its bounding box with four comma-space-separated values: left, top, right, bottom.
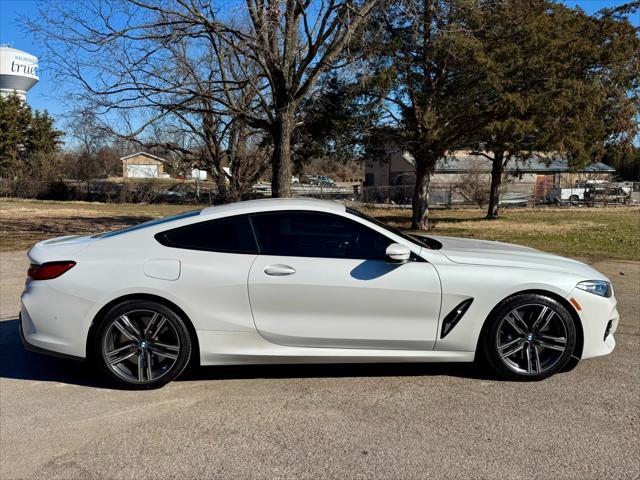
197, 330, 475, 366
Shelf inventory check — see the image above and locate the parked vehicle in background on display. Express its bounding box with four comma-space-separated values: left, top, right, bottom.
301, 175, 336, 186
584, 183, 631, 205
549, 186, 587, 204
548, 181, 632, 206
159, 184, 198, 203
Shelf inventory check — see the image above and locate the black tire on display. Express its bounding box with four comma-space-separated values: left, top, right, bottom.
479, 293, 577, 380
94, 300, 192, 389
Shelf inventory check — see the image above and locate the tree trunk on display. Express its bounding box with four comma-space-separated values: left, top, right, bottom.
206, 154, 228, 203
486, 150, 504, 219
411, 162, 431, 230
271, 109, 294, 198
215, 170, 228, 202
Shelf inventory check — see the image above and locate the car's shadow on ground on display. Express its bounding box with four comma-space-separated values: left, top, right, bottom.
0, 318, 500, 390
0, 319, 113, 388
179, 361, 496, 383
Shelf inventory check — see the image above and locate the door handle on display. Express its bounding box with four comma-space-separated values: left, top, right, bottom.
264, 264, 296, 276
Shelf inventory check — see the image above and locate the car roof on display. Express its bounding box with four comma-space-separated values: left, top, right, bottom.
199, 198, 346, 217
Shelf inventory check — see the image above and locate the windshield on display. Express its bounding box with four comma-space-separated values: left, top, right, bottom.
92, 209, 202, 239
346, 207, 442, 250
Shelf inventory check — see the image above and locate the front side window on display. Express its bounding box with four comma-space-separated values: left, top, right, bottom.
156, 214, 258, 254
346, 207, 442, 250
250, 211, 393, 260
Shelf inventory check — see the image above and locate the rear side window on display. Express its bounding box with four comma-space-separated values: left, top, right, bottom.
156, 214, 258, 254
250, 211, 393, 260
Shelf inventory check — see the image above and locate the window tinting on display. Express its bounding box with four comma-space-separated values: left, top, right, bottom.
250, 211, 393, 259
346, 207, 442, 250
156, 215, 258, 254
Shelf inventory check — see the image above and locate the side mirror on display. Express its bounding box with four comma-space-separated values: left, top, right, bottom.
385, 243, 411, 264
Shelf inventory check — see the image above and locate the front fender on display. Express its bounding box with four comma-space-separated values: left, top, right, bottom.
432, 263, 582, 352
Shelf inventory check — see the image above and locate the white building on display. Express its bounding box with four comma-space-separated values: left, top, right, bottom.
121, 152, 168, 179
190, 169, 208, 180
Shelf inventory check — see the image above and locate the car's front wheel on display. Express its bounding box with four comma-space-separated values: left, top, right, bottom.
480, 294, 577, 380
94, 300, 192, 389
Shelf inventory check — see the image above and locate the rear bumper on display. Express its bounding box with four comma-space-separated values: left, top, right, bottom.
19, 313, 84, 361
20, 288, 90, 359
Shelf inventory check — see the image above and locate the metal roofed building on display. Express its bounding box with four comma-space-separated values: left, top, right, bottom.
364, 150, 616, 188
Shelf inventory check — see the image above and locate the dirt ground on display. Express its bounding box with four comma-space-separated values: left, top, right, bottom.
0, 248, 638, 479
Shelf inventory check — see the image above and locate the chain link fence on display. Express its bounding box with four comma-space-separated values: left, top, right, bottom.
355, 184, 533, 208
354, 183, 637, 208
1, 178, 636, 207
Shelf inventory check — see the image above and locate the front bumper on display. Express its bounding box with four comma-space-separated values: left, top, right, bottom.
568, 287, 619, 360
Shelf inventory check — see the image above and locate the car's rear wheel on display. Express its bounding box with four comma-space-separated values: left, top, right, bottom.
94, 300, 192, 389
481, 294, 577, 380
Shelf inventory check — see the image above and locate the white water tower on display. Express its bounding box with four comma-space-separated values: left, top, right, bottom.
0, 46, 39, 101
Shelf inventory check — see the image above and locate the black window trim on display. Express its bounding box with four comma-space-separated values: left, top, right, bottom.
154, 209, 427, 261
95, 209, 202, 239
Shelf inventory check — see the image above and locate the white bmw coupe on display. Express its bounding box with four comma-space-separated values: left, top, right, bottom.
20, 199, 618, 388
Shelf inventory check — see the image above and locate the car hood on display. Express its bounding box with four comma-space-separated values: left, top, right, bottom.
430, 235, 607, 280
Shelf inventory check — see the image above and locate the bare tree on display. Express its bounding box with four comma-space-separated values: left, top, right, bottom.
456, 157, 490, 208
237, 0, 381, 196
64, 109, 118, 179
28, 0, 380, 198
28, 1, 264, 197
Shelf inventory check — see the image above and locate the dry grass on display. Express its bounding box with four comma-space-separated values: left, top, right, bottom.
361, 205, 640, 260
0, 199, 196, 251
1, 199, 638, 260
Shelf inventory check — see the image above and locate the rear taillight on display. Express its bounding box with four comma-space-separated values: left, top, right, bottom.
28, 261, 76, 280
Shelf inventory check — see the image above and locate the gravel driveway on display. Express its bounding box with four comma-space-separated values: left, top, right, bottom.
1, 250, 638, 480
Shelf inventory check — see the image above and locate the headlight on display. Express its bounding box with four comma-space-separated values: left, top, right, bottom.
576, 280, 612, 298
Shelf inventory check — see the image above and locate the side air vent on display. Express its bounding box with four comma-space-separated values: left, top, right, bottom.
440, 299, 474, 339
604, 320, 613, 341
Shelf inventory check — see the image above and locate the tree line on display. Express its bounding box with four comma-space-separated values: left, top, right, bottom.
17, 0, 640, 228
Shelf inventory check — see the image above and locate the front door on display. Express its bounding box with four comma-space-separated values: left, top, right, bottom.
247, 211, 441, 350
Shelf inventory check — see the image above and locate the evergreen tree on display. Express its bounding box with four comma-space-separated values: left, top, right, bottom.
365, 0, 485, 229
363, 0, 638, 227
293, 75, 384, 169
0, 94, 63, 177
0, 94, 32, 176
470, 0, 640, 218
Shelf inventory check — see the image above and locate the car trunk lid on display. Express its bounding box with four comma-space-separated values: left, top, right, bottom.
27, 235, 93, 265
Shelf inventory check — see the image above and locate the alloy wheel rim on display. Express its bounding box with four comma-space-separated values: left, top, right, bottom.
102, 309, 180, 383
496, 304, 568, 375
